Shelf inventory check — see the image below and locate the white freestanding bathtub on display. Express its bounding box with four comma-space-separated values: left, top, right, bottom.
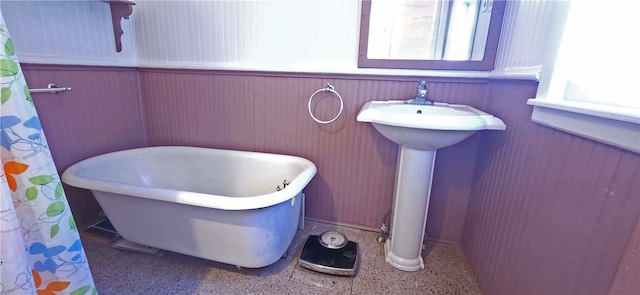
61, 146, 317, 268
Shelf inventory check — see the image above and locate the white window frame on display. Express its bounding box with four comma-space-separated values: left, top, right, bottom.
527, 1, 640, 154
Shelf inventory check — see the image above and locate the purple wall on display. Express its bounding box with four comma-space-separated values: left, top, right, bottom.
462, 82, 640, 294
137, 69, 491, 240
609, 219, 640, 294
22, 64, 146, 227
23, 64, 640, 294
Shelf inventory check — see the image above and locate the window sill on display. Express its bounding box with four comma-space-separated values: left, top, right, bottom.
527, 99, 640, 153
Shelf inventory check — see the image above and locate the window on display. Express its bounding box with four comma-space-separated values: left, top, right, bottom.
358, 0, 506, 71
527, 0, 640, 153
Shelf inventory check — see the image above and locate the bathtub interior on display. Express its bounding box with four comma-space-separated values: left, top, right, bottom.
72, 147, 310, 198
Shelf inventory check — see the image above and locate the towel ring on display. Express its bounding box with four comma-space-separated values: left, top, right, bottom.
308, 83, 344, 124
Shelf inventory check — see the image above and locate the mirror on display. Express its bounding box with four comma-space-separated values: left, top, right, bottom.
358, 0, 506, 71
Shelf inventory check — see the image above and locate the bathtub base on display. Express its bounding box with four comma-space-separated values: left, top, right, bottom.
94, 190, 303, 268
111, 239, 161, 255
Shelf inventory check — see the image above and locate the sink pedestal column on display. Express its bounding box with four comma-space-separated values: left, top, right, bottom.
384, 146, 436, 271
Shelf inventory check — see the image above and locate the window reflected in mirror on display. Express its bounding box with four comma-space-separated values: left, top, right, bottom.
359, 0, 505, 71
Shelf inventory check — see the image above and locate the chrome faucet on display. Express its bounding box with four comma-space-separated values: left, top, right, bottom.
405, 81, 433, 105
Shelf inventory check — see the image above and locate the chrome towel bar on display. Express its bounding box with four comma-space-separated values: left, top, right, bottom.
29, 83, 72, 93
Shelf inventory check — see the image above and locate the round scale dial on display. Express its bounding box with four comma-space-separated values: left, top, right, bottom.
318, 231, 348, 249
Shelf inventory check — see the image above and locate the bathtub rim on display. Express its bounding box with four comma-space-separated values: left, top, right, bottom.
61, 146, 317, 210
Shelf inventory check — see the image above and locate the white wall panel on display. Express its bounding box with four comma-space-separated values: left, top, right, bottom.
2, 0, 558, 78
134, 0, 555, 78
1, 0, 136, 66
492, 0, 558, 77
133, 0, 359, 72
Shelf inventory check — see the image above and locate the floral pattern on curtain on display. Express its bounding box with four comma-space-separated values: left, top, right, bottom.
0, 13, 97, 295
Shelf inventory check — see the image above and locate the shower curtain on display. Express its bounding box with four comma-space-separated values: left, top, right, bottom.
0, 13, 96, 295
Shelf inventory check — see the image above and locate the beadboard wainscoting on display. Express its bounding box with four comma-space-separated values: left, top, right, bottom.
22, 64, 145, 228
137, 68, 490, 242
462, 83, 640, 295
21, 64, 640, 295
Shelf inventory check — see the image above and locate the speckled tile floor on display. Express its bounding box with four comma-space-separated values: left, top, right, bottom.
82, 220, 478, 295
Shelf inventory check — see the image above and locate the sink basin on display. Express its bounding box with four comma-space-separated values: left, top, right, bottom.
356, 99, 506, 271
357, 100, 506, 150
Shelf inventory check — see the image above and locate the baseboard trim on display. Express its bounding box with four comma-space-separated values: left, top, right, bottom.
304, 217, 379, 233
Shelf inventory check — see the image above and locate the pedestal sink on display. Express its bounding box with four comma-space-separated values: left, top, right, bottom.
357, 100, 506, 271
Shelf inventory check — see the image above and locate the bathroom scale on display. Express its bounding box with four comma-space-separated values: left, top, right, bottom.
298, 231, 359, 276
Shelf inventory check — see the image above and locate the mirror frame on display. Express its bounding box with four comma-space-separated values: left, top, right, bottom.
358, 0, 506, 71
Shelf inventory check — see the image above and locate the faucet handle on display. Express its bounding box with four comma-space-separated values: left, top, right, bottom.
416, 81, 427, 96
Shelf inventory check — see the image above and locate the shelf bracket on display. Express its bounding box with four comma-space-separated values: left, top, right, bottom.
102, 0, 135, 52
